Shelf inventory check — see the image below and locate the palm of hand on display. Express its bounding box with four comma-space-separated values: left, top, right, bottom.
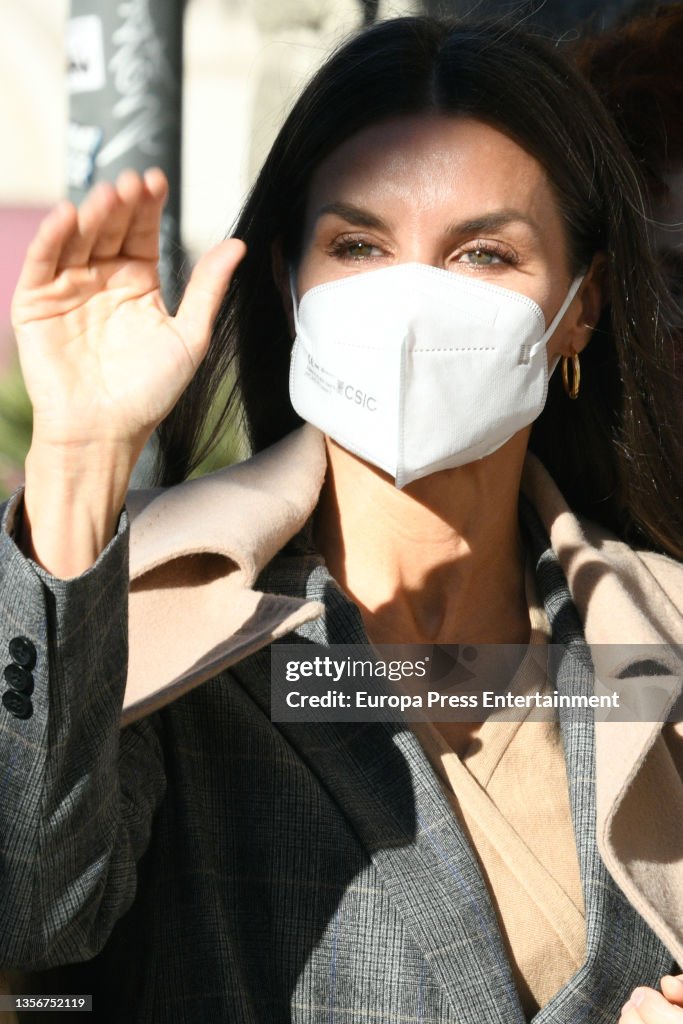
14, 257, 195, 448
11, 169, 245, 456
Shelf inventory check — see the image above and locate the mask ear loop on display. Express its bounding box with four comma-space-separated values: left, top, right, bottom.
288, 267, 301, 336
534, 273, 585, 377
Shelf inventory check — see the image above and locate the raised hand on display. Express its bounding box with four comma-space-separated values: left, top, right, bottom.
12, 167, 244, 452
10, 169, 246, 577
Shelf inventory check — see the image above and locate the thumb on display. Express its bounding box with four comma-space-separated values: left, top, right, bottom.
661, 975, 683, 1006
174, 237, 247, 361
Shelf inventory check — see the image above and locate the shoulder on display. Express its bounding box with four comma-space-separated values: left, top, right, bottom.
630, 548, 683, 618
577, 512, 683, 636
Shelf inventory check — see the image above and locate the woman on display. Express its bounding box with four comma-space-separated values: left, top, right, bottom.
1, 15, 682, 1024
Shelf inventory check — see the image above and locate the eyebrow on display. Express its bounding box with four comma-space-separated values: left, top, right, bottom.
314, 201, 541, 237
314, 202, 391, 231
446, 210, 541, 237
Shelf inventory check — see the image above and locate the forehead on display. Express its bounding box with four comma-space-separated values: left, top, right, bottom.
305, 114, 558, 224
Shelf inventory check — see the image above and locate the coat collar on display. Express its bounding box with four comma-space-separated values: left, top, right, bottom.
126, 423, 327, 587
520, 453, 683, 969
123, 424, 327, 724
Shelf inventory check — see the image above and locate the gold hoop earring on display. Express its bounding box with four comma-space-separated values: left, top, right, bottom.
562, 352, 581, 399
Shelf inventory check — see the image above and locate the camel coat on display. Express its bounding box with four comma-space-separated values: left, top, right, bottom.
121, 424, 683, 969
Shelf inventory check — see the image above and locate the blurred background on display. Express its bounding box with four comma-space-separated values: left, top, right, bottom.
0, 0, 667, 498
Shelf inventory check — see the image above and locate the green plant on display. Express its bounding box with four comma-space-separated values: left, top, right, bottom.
0, 356, 32, 500
0, 353, 246, 500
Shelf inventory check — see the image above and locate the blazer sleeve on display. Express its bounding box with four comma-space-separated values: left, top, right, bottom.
0, 490, 167, 970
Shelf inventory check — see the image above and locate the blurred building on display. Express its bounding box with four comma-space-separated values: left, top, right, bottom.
0, 0, 645, 495
0, 0, 363, 492
1, 1, 250, 339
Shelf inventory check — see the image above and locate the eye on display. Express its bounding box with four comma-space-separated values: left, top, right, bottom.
328, 236, 384, 261
454, 241, 518, 269
461, 248, 502, 266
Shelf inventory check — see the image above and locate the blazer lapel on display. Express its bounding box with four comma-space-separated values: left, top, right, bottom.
237, 555, 527, 1024
521, 507, 676, 1023
278, 711, 528, 1024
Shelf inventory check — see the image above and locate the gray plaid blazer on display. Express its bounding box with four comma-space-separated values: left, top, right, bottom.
0, 495, 677, 1023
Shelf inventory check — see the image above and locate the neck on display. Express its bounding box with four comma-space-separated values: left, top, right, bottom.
313, 437, 532, 646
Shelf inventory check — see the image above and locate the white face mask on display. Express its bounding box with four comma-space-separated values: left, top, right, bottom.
289, 262, 583, 488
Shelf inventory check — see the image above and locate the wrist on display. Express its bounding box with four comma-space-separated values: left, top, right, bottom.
21, 442, 135, 578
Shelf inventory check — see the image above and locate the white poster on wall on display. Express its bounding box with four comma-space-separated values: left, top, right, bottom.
67, 15, 106, 94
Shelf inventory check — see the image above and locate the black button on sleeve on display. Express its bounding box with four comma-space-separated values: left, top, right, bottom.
3, 664, 34, 694
9, 636, 37, 670
2, 689, 32, 719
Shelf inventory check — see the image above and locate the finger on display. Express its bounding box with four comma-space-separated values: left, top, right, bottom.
662, 977, 683, 1007
14, 201, 78, 291
174, 238, 247, 363
89, 169, 144, 260
57, 180, 119, 268
619, 1005, 644, 1023
625, 987, 683, 1022
119, 167, 169, 261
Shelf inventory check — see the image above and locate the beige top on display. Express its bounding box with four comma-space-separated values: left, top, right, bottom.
410, 563, 586, 1020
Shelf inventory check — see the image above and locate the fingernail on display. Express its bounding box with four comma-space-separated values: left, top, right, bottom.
630, 989, 645, 1008
664, 974, 683, 991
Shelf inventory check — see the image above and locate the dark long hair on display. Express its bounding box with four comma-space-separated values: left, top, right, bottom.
573, 2, 683, 197
157, 16, 683, 559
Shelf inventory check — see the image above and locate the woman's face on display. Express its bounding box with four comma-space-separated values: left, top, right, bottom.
294, 113, 582, 363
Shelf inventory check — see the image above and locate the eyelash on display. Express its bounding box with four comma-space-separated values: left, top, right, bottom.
327, 236, 386, 261
459, 241, 519, 268
326, 234, 519, 267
